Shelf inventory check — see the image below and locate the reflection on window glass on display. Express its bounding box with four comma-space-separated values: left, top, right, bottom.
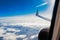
0, 0, 55, 40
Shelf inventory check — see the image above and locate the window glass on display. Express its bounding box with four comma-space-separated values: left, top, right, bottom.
0, 0, 55, 40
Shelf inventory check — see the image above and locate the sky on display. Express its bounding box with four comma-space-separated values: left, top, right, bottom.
0, 0, 49, 17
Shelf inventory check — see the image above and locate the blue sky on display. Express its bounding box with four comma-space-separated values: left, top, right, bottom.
0, 0, 49, 17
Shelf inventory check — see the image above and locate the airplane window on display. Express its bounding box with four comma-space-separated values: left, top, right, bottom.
0, 0, 55, 40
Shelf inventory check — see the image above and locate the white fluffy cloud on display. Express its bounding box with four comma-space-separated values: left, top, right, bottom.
0, 15, 50, 27
0, 28, 6, 37
3, 33, 17, 40
17, 35, 27, 38
7, 28, 21, 33
30, 34, 38, 39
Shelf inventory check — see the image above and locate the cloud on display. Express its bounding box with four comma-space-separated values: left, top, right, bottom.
0, 15, 50, 26
0, 28, 7, 37
3, 33, 17, 40
7, 28, 21, 33
23, 38, 28, 40
30, 34, 38, 39
1, 23, 8, 26
17, 35, 27, 38
36, 2, 48, 7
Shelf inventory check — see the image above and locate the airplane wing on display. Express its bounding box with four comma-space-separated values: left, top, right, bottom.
36, 9, 51, 22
